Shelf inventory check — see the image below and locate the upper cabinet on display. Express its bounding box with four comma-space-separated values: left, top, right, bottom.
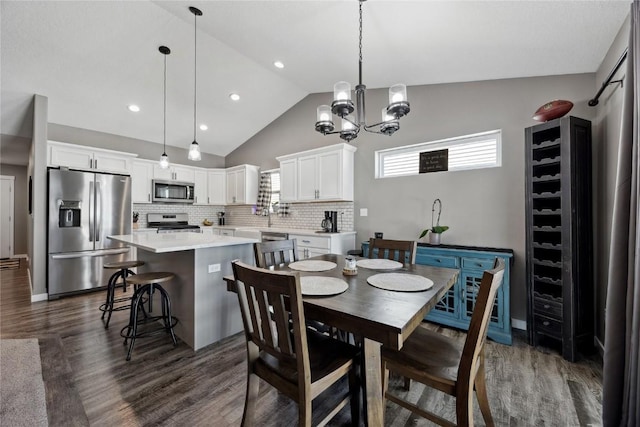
226, 165, 259, 205
131, 159, 155, 203
207, 169, 226, 205
277, 143, 356, 202
48, 141, 136, 174
153, 164, 195, 183
193, 168, 208, 205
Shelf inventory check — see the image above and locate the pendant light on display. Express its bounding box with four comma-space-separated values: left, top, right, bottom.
315, 0, 410, 141
159, 45, 170, 169
187, 6, 202, 161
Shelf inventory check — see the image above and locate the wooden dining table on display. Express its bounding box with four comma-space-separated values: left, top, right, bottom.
224, 253, 459, 426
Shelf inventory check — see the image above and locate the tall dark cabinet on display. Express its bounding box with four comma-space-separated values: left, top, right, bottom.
525, 116, 593, 362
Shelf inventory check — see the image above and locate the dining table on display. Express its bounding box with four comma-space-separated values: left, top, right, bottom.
224, 253, 459, 426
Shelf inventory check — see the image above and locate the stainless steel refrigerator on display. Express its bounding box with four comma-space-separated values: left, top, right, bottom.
47, 168, 132, 299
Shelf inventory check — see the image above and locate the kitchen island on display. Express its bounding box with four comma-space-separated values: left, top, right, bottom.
109, 232, 258, 351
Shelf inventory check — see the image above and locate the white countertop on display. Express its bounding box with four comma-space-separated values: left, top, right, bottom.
200, 225, 356, 236
109, 233, 259, 253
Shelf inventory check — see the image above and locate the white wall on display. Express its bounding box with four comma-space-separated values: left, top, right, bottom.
226, 73, 597, 323
30, 94, 48, 296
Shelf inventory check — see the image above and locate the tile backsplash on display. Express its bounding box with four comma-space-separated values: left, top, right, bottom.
133, 201, 354, 231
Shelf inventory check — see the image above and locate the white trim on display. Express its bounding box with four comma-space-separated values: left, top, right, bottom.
31, 293, 48, 303
0, 175, 15, 259
511, 318, 527, 331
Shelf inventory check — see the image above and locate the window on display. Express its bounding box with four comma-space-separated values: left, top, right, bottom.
375, 129, 502, 178
269, 170, 280, 212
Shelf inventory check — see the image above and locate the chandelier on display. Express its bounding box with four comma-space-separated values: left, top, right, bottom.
315, 0, 410, 142
159, 46, 171, 169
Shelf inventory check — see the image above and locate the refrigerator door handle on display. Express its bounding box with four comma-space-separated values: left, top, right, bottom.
89, 180, 94, 242
51, 248, 130, 259
95, 181, 102, 242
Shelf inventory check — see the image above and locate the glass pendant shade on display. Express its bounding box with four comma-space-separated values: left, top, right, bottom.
380, 107, 399, 136
188, 141, 201, 161
389, 84, 408, 104
159, 153, 169, 169
334, 81, 352, 101
315, 105, 335, 134
340, 115, 357, 141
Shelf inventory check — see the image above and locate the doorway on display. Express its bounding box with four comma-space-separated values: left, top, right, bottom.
0, 176, 15, 258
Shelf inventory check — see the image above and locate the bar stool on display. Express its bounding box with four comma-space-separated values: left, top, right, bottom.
99, 260, 145, 329
120, 272, 179, 361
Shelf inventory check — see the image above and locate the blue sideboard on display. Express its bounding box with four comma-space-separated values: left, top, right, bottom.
362, 242, 514, 345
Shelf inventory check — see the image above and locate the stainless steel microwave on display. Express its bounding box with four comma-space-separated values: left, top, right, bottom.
152, 180, 195, 204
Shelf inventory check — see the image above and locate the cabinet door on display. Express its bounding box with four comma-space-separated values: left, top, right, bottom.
93, 151, 131, 174
461, 270, 504, 328
219, 229, 235, 237
193, 170, 208, 205
235, 169, 246, 203
153, 164, 173, 181
173, 165, 195, 183
49, 144, 94, 169
317, 150, 341, 199
297, 155, 318, 201
131, 160, 153, 203
279, 159, 297, 202
207, 170, 226, 205
226, 170, 238, 204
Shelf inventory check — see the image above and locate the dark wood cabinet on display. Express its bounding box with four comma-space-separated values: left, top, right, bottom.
525, 116, 593, 361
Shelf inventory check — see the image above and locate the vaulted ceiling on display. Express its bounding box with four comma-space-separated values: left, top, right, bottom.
1, 1, 631, 159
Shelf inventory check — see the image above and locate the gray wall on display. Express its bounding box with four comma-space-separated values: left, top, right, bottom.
592, 14, 630, 344
0, 164, 28, 255
48, 123, 225, 168
226, 73, 597, 323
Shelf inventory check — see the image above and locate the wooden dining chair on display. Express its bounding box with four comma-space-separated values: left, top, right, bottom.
254, 239, 299, 269
369, 238, 417, 265
231, 261, 360, 426
381, 258, 506, 427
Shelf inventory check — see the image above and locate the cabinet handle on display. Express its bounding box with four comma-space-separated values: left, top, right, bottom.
543, 321, 550, 326
89, 159, 93, 168
208, 197, 210, 204
195, 196, 197, 203
302, 240, 311, 243
475, 262, 482, 267
148, 193, 151, 202
95, 159, 97, 169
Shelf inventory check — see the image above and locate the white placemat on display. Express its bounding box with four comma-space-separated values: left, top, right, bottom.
356, 259, 403, 270
367, 273, 434, 292
288, 260, 337, 272
300, 276, 348, 296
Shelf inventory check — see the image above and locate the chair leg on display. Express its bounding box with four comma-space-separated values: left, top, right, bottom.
455, 382, 474, 427
125, 284, 148, 361
348, 361, 360, 426
298, 398, 312, 427
158, 285, 178, 346
241, 344, 260, 427
475, 356, 494, 427
381, 360, 390, 422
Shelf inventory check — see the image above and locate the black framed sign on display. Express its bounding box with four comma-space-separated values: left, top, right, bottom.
419, 149, 448, 173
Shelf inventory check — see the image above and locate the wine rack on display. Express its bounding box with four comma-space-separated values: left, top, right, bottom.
525, 116, 593, 362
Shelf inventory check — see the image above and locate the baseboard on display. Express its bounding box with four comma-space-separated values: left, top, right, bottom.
31, 293, 48, 302
511, 318, 527, 331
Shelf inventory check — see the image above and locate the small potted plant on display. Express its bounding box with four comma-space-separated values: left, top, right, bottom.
419, 199, 449, 245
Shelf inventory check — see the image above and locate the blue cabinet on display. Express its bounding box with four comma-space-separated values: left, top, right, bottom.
362, 242, 513, 345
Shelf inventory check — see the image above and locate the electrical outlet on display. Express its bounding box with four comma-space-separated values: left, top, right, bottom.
208, 263, 221, 273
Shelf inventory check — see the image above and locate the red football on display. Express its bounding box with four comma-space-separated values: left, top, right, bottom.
532, 100, 573, 122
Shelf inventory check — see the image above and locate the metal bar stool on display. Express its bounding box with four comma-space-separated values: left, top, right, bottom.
120, 272, 179, 361
99, 260, 145, 329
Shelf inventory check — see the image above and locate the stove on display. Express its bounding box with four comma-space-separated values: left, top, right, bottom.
147, 213, 201, 233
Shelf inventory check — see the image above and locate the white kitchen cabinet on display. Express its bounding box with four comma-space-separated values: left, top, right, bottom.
219, 229, 235, 237
153, 164, 195, 182
131, 159, 154, 203
207, 169, 226, 205
276, 143, 356, 202
193, 169, 208, 205
226, 165, 259, 205
201, 227, 216, 235
279, 158, 297, 202
289, 233, 356, 259
48, 141, 136, 174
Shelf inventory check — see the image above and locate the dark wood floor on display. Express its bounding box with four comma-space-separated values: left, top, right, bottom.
1, 261, 603, 426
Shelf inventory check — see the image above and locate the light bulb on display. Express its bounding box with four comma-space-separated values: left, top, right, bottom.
159, 153, 169, 169
188, 141, 201, 161
333, 81, 352, 101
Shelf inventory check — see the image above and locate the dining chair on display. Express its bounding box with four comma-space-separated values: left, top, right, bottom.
253, 239, 299, 269
368, 238, 417, 265
381, 258, 506, 427
231, 261, 360, 426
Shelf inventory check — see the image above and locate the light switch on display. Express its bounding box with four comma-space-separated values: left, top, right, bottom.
360, 208, 368, 217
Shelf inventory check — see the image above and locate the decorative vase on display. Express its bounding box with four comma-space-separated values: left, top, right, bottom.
429, 232, 441, 245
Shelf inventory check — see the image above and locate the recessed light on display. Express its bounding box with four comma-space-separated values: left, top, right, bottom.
229, 93, 240, 101
199, 124, 208, 131
127, 104, 140, 112
274, 60, 284, 69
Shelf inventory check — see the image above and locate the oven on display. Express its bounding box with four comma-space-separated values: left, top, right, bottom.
148, 213, 201, 233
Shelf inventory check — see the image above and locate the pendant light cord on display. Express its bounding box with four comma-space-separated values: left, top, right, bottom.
164, 52, 167, 154
193, 10, 197, 142
358, 0, 363, 86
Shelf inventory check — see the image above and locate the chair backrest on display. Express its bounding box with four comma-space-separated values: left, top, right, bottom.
458, 258, 506, 385
369, 238, 417, 265
254, 239, 299, 269
231, 260, 310, 382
